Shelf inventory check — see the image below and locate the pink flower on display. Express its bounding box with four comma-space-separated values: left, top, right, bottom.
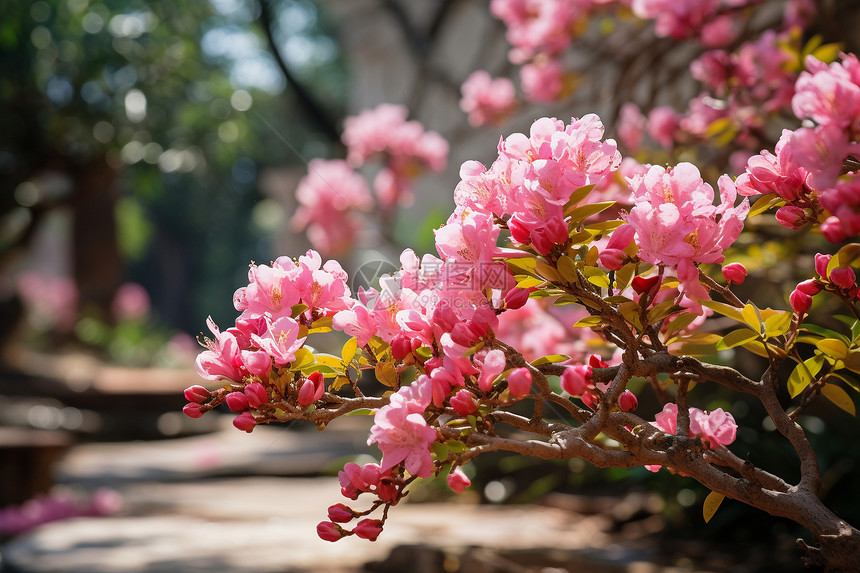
507, 367, 532, 398
792, 55, 860, 129
721, 263, 747, 285
460, 70, 517, 127
477, 349, 507, 392
251, 315, 306, 366
292, 159, 372, 255
434, 210, 513, 290
519, 59, 564, 103
195, 318, 245, 382
112, 282, 150, 320
617, 103, 646, 151
368, 378, 437, 477
447, 467, 471, 494
688, 408, 737, 449
652, 402, 679, 435
561, 364, 592, 396
647, 106, 680, 149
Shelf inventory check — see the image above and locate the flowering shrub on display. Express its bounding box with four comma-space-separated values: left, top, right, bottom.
185, 2, 860, 570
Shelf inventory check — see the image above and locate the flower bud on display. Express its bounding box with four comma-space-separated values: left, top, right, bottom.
327, 503, 355, 523
182, 402, 204, 418
244, 382, 268, 408
598, 248, 626, 271
561, 364, 591, 396
606, 224, 636, 250
795, 279, 821, 296
815, 253, 832, 279
447, 467, 471, 494
297, 371, 326, 407
225, 391, 249, 412
232, 411, 257, 432
503, 286, 532, 310
721, 263, 747, 285
820, 216, 846, 243
450, 389, 478, 416
631, 275, 661, 295
618, 390, 638, 412
317, 521, 346, 542
790, 288, 813, 314
507, 367, 532, 398
588, 354, 609, 369
507, 218, 531, 245
354, 519, 384, 541
390, 334, 413, 360
775, 205, 805, 229
184, 385, 210, 403
830, 267, 856, 290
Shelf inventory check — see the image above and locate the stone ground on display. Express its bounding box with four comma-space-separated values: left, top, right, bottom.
0, 416, 708, 573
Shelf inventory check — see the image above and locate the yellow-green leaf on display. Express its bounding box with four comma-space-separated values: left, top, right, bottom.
741, 303, 763, 333
764, 312, 792, 338
716, 328, 760, 351
567, 184, 596, 208
821, 384, 856, 415
844, 350, 860, 375
584, 220, 625, 234
291, 303, 309, 318
531, 354, 571, 366
787, 354, 826, 398
647, 300, 681, 325
614, 263, 635, 291
817, 338, 849, 360
748, 193, 784, 218
331, 376, 350, 391
702, 300, 746, 325
668, 332, 721, 357
517, 276, 545, 288
574, 316, 603, 328
291, 347, 314, 370
503, 256, 537, 276
663, 313, 698, 338
568, 200, 616, 222
582, 266, 610, 288
341, 336, 358, 365
314, 353, 346, 375
703, 491, 725, 523
535, 258, 563, 283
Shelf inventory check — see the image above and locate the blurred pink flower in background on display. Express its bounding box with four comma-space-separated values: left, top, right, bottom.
112, 282, 151, 321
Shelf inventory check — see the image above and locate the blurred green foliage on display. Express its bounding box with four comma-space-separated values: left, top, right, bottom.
1, 0, 347, 334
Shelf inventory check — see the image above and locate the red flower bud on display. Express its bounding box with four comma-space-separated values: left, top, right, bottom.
618, 389, 638, 412
450, 389, 478, 416
244, 382, 268, 408
327, 503, 355, 523
796, 279, 821, 296
182, 403, 204, 418
598, 248, 626, 271
561, 364, 591, 396
775, 205, 805, 229
184, 385, 211, 403
447, 467, 471, 494
503, 286, 532, 310
830, 267, 856, 290
225, 392, 249, 412
507, 367, 532, 398
354, 519, 383, 541
317, 521, 346, 542
815, 253, 832, 279
232, 411, 256, 432
790, 288, 813, 314
390, 334, 413, 360
721, 263, 747, 285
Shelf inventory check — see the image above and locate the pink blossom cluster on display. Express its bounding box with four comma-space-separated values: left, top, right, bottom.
16, 271, 78, 332
291, 159, 373, 255
189, 250, 354, 428
455, 115, 621, 255
342, 103, 449, 207
460, 70, 518, 127
646, 402, 738, 471
0, 488, 120, 535
631, 0, 757, 46
621, 162, 749, 308
617, 103, 681, 152
735, 54, 860, 241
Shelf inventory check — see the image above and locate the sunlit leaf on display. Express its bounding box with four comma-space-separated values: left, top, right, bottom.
341, 336, 358, 365
531, 354, 571, 365
703, 491, 725, 523
821, 384, 856, 415
817, 338, 849, 360
787, 354, 826, 398
716, 328, 760, 351
764, 312, 792, 338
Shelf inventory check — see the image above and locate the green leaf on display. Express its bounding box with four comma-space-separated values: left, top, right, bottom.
667, 332, 721, 357
347, 408, 375, 416
568, 201, 616, 223
747, 193, 784, 218
787, 354, 826, 398
716, 328, 760, 351
764, 312, 792, 338
614, 263, 635, 292
741, 303, 763, 333
817, 338, 849, 360
503, 257, 538, 276
821, 384, 856, 415
647, 300, 681, 325
341, 337, 358, 365
703, 491, 725, 523
702, 300, 747, 325
584, 220, 625, 234
567, 184, 596, 208
663, 313, 698, 338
